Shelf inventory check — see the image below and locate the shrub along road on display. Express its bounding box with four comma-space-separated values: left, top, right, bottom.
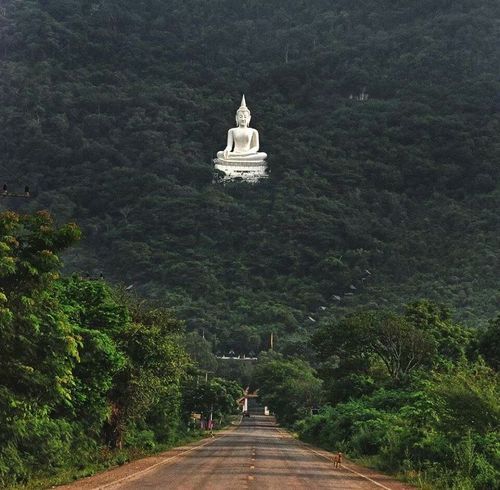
60, 416, 414, 489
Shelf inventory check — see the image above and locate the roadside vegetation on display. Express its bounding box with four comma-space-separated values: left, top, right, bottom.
256, 304, 500, 489
0, 211, 242, 488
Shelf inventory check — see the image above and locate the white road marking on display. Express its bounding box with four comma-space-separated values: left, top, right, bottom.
86, 421, 396, 490
96, 430, 233, 489
306, 447, 394, 490
276, 427, 394, 490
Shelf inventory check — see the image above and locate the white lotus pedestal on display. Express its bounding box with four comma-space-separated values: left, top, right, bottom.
213, 158, 269, 183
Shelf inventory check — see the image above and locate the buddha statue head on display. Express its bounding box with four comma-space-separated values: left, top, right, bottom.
235, 95, 251, 127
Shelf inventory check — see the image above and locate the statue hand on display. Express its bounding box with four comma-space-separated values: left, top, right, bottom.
223, 149, 230, 159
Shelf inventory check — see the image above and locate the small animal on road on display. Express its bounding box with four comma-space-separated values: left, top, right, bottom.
333, 452, 342, 468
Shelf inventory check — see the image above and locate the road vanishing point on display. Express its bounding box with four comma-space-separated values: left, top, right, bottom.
60, 416, 414, 490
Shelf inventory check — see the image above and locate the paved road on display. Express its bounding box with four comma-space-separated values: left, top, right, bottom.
86, 415, 411, 490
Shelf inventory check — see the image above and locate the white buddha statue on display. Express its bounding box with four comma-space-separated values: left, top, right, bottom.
216, 96, 267, 163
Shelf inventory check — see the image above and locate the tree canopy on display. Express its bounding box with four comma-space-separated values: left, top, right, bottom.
0, 211, 242, 486
0, 0, 498, 352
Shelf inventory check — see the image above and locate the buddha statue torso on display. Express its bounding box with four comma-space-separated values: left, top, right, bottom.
232, 127, 254, 153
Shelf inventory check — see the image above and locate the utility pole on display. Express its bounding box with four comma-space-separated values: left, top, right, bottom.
270, 332, 274, 350
209, 404, 214, 437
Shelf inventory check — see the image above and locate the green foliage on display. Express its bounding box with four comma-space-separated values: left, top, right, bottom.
56, 278, 128, 434
313, 302, 474, 404
478, 315, 500, 370
0, 211, 239, 487
183, 331, 218, 372
426, 360, 499, 436
215, 358, 256, 390
0, 211, 81, 485
181, 375, 243, 422
0, 0, 498, 353
0, 0, 499, 485
300, 303, 500, 489
404, 300, 475, 362
300, 366, 500, 488
254, 352, 322, 425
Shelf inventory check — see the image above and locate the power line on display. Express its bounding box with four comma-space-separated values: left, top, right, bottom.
1, 183, 30, 199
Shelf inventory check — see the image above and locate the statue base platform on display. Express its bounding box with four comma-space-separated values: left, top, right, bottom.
213, 159, 269, 183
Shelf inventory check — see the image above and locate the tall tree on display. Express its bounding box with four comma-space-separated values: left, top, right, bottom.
0, 211, 81, 483
254, 352, 323, 425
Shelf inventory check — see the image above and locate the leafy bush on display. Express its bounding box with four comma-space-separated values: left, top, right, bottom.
124, 428, 156, 451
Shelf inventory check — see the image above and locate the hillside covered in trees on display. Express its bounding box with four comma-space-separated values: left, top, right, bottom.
0, 0, 499, 353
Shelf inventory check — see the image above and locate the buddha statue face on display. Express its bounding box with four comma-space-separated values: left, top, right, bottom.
236, 108, 251, 127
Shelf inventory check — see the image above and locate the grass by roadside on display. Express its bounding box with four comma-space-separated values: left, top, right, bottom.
352, 455, 432, 489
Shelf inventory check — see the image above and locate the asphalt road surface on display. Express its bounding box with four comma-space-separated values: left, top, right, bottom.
62, 415, 413, 490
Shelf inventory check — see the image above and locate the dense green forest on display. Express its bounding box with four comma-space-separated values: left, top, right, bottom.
0, 0, 499, 353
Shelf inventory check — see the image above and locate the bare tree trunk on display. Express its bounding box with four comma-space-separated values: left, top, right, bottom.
104, 402, 125, 449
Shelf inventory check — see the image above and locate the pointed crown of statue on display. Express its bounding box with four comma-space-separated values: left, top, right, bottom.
236, 95, 251, 115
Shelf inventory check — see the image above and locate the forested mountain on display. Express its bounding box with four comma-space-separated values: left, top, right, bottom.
0, 0, 499, 353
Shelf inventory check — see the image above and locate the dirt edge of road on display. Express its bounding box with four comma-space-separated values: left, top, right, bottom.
56, 421, 240, 490
275, 426, 416, 490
